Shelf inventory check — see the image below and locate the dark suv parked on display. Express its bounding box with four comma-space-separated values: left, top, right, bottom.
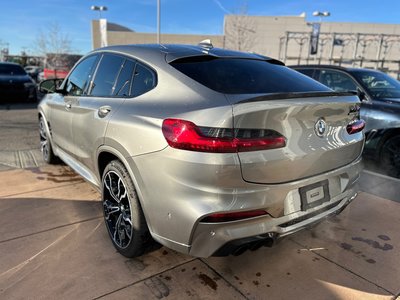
0, 62, 37, 102
291, 65, 400, 177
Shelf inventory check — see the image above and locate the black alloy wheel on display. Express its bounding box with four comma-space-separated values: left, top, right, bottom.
102, 160, 149, 257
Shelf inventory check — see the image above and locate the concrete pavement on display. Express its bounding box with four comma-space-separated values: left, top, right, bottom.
0, 165, 399, 299
0, 104, 44, 171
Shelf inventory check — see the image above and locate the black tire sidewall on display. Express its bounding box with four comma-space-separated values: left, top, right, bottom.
380, 135, 400, 177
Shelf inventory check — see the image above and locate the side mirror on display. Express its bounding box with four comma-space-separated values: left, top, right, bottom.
357, 88, 368, 102
39, 78, 64, 94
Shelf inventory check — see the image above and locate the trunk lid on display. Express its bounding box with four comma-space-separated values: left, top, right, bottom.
227, 93, 364, 184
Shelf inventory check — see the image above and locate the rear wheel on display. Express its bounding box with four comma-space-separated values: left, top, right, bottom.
102, 160, 149, 257
380, 135, 400, 178
39, 116, 58, 164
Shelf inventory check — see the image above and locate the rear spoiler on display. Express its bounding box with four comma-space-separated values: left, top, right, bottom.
236, 91, 358, 104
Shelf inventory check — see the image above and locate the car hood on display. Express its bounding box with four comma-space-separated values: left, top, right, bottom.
0, 74, 32, 83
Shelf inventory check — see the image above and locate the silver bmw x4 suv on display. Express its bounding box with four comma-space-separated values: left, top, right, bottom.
38, 43, 365, 258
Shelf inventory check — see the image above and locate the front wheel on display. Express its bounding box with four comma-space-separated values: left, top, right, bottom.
102, 160, 149, 257
39, 116, 58, 164
380, 135, 400, 178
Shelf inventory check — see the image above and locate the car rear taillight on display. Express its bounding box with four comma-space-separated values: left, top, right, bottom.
201, 210, 268, 223
346, 119, 365, 135
162, 119, 286, 153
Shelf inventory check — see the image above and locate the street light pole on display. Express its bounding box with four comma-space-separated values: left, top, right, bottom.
157, 0, 161, 44
91, 5, 109, 48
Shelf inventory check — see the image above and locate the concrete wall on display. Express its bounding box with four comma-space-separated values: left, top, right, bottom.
91, 17, 400, 75
224, 15, 400, 59
224, 15, 309, 58
91, 20, 224, 50
223, 15, 400, 76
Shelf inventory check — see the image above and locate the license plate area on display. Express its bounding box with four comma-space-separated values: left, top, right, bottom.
299, 180, 330, 211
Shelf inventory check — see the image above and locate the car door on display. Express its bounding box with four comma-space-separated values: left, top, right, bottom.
349, 70, 400, 133
71, 53, 135, 173
49, 54, 99, 157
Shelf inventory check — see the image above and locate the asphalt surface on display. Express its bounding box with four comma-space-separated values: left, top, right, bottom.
0, 103, 39, 151
0, 104, 42, 170
0, 103, 399, 299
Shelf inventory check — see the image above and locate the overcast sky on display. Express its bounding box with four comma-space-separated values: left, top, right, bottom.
1, 0, 399, 55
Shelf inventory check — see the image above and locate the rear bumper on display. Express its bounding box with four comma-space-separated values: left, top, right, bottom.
130, 147, 362, 257
203, 191, 358, 257
0, 86, 35, 101
188, 186, 359, 257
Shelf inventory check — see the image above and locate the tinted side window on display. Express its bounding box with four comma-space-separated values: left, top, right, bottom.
131, 63, 156, 97
0, 64, 26, 75
171, 57, 330, 94
91, 54, 125, 97
295, 68, 315, 78
351, 70, 400, 99
317, 70, 357, 92
114, 59, 135, 97
66, 55, 98, 96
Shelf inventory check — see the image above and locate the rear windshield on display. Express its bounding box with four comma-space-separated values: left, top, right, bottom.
0, 64, 26, 76
171, 57, 330, 94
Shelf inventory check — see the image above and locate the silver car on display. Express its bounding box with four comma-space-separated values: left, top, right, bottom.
38, 43, 365, 258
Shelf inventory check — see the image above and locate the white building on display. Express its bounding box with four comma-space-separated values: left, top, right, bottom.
92, 15, 400, 77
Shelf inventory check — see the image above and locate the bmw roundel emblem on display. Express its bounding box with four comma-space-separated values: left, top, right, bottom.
314, 118, 327, 137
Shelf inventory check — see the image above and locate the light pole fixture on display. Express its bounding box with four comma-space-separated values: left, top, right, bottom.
312, 11, 330, 22
91, 5, 108, 19
312, 11, 330, 17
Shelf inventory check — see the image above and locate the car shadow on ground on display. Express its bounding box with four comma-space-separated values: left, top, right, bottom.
363, 156, 400, 178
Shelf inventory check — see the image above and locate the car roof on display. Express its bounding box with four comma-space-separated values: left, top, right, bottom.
0, 62, 23, 67
90, 44, 283, 65
290, 64, 382, 74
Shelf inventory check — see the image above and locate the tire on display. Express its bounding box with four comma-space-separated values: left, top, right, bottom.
30, 89, 38, 103
380, 135, 400, 178
102, 160, 149, 257
39, 116, 58, 164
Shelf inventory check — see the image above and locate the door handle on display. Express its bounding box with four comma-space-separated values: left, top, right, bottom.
65, 103, 72, 110
98, 106, 112, 118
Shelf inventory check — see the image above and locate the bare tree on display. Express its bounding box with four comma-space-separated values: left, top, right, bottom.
34, 23, 73, 70
224, 2, 256, 52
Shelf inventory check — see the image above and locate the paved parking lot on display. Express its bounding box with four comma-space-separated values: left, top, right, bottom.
0, 166, 399, 299
1, 104, 399, 299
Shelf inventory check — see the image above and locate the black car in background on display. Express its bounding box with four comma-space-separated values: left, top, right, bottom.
291, 65, 400, 177
0, 62, 37, 102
